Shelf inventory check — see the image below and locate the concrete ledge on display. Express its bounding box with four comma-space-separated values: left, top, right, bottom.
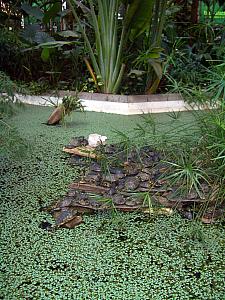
14, 92, 198, 115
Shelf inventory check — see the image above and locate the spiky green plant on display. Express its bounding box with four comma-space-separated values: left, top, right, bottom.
206, 63, 225, 102
194, 103, 225, 206
163, 151, 209, 198
67, 0, 126, 94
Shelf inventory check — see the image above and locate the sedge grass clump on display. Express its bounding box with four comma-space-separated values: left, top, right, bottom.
162, 150, 209, 198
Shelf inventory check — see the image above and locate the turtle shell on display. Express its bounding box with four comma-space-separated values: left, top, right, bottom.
56, 196, 73, 208
84, 172, 101, 184
138, 172, 152, 182
112, 194, 126, 205
69, 155, 87, 167
54, 208, 76, 226
89, 162, 102, 172
68, 136, 88, 147
124, 176, 140, 191
124, 164, 140, 176
102, 174, 120, 183
62, 216, 83, 228
109, 167, 125, 176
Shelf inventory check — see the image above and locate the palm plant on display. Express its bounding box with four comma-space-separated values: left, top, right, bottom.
67, 0, 126, 94
67, 0, 168, 94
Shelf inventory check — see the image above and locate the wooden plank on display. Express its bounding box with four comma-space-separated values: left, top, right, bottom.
63, 146, 97, 159
69, 182, 109, 194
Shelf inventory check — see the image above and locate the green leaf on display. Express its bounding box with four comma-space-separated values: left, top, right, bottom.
57, 30, 80, 38
20, 24, 40, 44
39, 41, 75, 49
34, 32, 55, 44
21, 3, 44, 21
41, 48, 50, 62
149, 59, 163, 80
125, 0, 155, 40
42, 2, 61, 24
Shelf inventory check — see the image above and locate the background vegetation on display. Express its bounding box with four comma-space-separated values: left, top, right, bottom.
0, 0, 224, 95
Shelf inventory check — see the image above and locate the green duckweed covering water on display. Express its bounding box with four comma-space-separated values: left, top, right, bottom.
0, 105, 224, 300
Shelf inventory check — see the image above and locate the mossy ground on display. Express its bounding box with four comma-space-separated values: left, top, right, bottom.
0, 105, 224, 300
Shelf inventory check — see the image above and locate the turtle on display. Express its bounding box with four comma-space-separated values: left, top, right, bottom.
56, 210, 83, 228
67, 136, 88, 148
51, 207, 83, 229
102, 174, 120, 184
84, 172, 101, 184
138, 172, 152, 182
112, 194, 126, 205
109, 167, 125, 176
124, 163, 141, 176
50, 139, 189, 226
124, 176, 140, 191
116, 178, 126, 191
103, 144, 118, 154
69, 155, 87, 167
49, 191, 99, 228
89, 162, 102, 172
107, 184, 117, 196
141, 157, 155, 168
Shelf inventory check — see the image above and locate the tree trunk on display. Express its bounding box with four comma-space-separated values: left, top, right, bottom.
191, 0, 199, 24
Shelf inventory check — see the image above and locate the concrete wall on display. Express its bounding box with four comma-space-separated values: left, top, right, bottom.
15, 92, 197, 115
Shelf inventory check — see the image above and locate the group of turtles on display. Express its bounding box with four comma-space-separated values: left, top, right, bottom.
44, 136, 222, 229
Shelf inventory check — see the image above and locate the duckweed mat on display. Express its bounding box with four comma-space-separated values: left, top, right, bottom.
0, 105, 225, 300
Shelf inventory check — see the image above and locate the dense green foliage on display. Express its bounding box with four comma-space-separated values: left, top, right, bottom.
1, 106, 224, 299
1, 1, 224, 94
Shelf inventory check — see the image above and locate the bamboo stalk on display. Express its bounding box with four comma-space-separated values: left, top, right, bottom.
84, 57, 100, 92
